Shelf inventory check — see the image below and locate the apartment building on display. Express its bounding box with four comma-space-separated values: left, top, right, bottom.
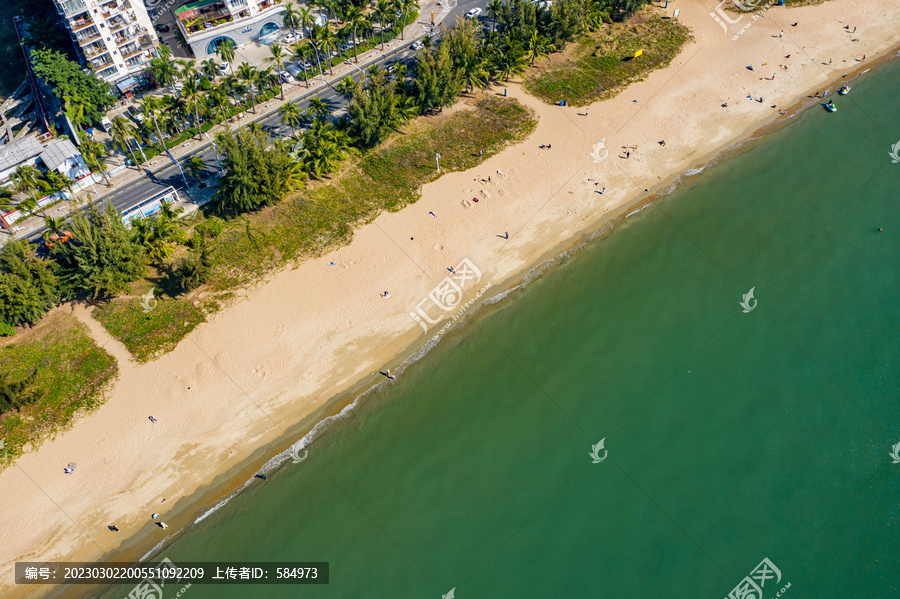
53, 0, 159, 85
174, 0, 286, 58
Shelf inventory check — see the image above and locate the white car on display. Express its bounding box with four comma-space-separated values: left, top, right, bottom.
282, 32, 300, 44
219, 62, 229, 74
412, 40, 424, 50
280, 70, 295, 82
465, 7, 481, 18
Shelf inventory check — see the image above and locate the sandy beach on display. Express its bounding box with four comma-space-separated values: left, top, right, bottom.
2, 0, 900, 595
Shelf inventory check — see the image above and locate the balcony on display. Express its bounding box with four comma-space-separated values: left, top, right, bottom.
108, 18, 131, 32
83, 43, 109, 58
58, 0, 88, 17
90, 56, 114, 70
99, 0, 131, 18
119, 43, 142, 58
70, 17, 96, 31
113, 28, 140, 45
97, 65, 119, 79
74, 27, 102, 43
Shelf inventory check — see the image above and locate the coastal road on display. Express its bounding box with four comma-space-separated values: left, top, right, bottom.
24, 0, 488, 242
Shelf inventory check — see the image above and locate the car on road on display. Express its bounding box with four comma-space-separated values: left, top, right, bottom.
465, 7, 482, 18
282, 32, 300, 44
412, 40, 424, 50
154, 24, 170, 33
280, 70, 295, 82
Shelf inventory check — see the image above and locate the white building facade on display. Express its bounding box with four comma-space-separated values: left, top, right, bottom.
53, 0, 159, 85
174, 0, 286, 58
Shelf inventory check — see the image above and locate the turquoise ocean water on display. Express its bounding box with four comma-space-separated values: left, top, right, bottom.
97, 58, 900, 599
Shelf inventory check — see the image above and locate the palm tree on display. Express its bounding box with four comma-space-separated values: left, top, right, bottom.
374, 0, 392, 49
279, 101, 304, 135
266, 43, 288, 100
42, 170, 75, 198
494, 41, 528, 81
109, 115, 142, 168
151, 53, 180, 94
460, 52, 489, 93
237, 63, 260, 113
216, 39, 237, 75
139, 96, 170, 153
12, 166, 45, 217
163, 94, 189, 131
292, 44, 313, 87
345, 6, 370, 62
42, 215, 68, 243
395, 0, 417, 39
307, 97, 332, 123
336, 75, 357, 101
17, 197, 39, 218
297, 6, 315, 33
181, 78, 205, 138
199, 58, 220, 80
80, 137, 113, 185
184, 156, 208, 182
486, 0, 503, 32
314, 25, 338, 74
282, 3, 302, 35
527, 32, 555, 65
176, 59, 197, 83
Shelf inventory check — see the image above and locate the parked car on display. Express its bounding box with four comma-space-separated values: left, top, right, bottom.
125, 105, 144, 123
219, 62, 229, 74
280, 70, 295, 82
465, 7, 482, 18
286, 64, 303, 78
412, 40, 424, 50
154, 24, 170, 33
282, 32, 300, 44
100, 116, 113, 132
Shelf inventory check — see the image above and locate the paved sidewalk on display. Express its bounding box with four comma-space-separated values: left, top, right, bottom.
6, 0, 451, 242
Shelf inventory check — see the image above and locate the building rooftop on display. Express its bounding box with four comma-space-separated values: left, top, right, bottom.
39, 138, 81, 172
0, 136, 44, 175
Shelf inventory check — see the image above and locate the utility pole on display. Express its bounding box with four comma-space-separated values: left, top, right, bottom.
435, 152, 441, 171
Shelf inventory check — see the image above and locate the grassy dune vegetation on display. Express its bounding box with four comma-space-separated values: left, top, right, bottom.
0, 313, 118, 467
526, 9, 692, 106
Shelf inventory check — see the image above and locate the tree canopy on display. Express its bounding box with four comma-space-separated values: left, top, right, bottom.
52, 203, 146, 298
212, 128, 296, 214
30, 49, 116, 125
0, 241, 59, 326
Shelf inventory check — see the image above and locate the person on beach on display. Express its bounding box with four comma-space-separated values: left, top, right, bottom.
448, 267, 455, 273
625, 151, 630, 159
152, 513, 159, 519
157, 522, 168, 529
584, 108, 589, 116
148, 416, 157, 423
428, 211, 436, 218
779, 30, 783, 38
109, 525, 119, 532
381, 291, 391, 298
